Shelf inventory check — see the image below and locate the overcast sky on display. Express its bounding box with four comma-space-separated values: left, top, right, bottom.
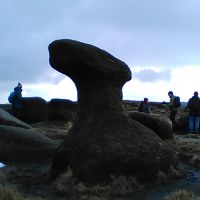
1, 0, 200, 103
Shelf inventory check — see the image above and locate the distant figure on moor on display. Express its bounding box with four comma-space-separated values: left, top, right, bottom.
8, 83, 23, 119
167, 91, 181, 125
138, 97, 150, 114
187, 91, 200, 134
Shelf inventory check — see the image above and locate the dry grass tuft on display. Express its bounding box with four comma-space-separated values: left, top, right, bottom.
156, 166, 183, 185
191, 154, 200, 168
167, 165, 184, 179
109, 175, 142, 195
163, 189, 200, 200
51, 167, 142, 199
176, 141, 200, 168
0, 184, 42, 200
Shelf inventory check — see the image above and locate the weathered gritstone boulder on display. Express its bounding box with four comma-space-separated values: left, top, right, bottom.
0, 104, 12, 114
0, 108, 59, 163
48, 98, 77, 120
0, 125, 59, 163
0, 108, 31, 129
22, 97, 48, 123
49, 39, 177, 183
128, 111, 174, 140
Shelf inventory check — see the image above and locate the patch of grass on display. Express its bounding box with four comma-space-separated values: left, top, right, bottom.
51, 167, 142, 199
167, 165, 184, 180
163, 189, 200, 200
175, 141, 200, 168
0, 184, 42, 200
156, 166, 183, 185
31, 120, 73, 140
191, 154, 200, 168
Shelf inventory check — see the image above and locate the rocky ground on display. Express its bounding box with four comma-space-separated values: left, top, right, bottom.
0, 120, 71, 200
0, 102, 200, 200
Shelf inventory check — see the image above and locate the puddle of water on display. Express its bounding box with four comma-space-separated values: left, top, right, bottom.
123, 161, 200, 200
141, 162, 200, 200
0, 163, 5, 168
175, 135, 200, 144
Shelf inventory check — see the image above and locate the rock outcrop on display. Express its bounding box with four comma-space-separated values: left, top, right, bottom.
0, 125, 59, 163
0, 109, 59, 163
49, 39, 177, 183
22, 97, 48, 123
0, 108, 31, 129
128, 111, 174, 140
48, 98, 77, 120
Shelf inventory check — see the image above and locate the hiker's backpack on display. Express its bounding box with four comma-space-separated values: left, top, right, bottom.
8, 91, 15, 103
173, 96, 181, 108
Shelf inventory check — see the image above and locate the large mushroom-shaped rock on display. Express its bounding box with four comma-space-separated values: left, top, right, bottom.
48, 98, 77, 120
128, 111, 174, 140
49, 39, 177, 183
22, 97, 48, 123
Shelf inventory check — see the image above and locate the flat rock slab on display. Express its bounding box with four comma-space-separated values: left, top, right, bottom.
0, 125, 59, 163
0, 108, 31, 129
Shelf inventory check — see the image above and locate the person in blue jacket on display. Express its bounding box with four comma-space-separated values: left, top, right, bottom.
11, 83, 23, 119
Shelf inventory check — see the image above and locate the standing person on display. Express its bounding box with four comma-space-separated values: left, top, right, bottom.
138, 97, 150, 114
8, 83, 23, 119
167, 91, 180, 124
187, 91, 200, 134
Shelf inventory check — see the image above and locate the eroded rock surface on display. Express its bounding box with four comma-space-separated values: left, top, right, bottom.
0, 125, 59, 163
0, 108, 31, 129
128, 111, 174, 140
48, 98, 77, 120
22, 97, 48, 123
49, 39, 177, 183
0, 108, 59, 163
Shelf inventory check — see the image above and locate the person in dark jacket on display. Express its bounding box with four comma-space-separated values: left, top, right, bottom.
187, 91, 200, 134
167, 91, 178, 124
138, 97, 150, 114
11, 83, 23, 119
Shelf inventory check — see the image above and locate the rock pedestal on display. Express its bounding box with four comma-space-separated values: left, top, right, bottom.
49, 39, 177, 183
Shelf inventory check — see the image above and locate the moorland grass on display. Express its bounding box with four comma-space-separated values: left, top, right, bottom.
0, 184, 42, 200
163, 189, 200, 200
51, 167, 142, 199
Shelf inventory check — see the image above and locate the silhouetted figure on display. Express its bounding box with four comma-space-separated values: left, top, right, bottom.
167, 91, 179, 124
8, 83, 23, 119
187, 91, 200, 134
138, 98, 150, 114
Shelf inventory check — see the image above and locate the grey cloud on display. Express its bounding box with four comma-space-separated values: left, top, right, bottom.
133, 69, 171, 83
0, 0, 200, 89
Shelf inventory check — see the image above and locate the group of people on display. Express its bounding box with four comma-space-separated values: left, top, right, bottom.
8, 83, 200, 134
138, 91, 200, 134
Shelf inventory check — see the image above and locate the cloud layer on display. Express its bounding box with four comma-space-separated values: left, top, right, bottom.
1, 0, 200, 103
